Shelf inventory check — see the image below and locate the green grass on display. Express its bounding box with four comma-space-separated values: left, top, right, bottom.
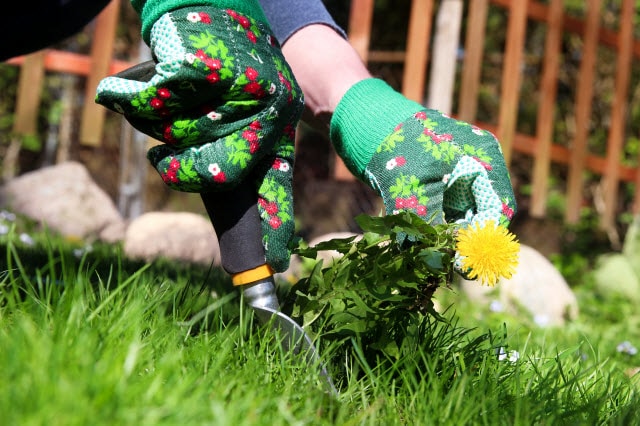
0, 223, 639, 425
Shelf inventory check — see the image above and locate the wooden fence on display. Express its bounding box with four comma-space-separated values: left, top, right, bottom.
3, 0, 640, 231
348, 0, 639, 233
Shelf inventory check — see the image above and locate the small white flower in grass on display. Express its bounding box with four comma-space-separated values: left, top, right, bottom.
617, 341, 638, 356
534, 314, 550, 327
73, 244, 93, 259
19, 233, 34, 246
496, 347, 520, 362
0, 224, 8, 235
0, 210, 16, 221
489, 300, 504, 312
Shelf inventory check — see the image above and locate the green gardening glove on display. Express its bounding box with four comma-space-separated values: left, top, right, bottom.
331, 79, 518, 283
95, 4, 303, 272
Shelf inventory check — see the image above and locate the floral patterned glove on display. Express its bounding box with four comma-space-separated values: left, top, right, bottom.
364, 109, 516, 228
95, 6, 303, 272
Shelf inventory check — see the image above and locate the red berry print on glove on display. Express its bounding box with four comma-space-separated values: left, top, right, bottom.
226, 10, 260, 43
157, 88, 171, 99
423, 128, 453, 145
162, 158, 180, 184
502, 201, 514, 220
269, 216, 282, 229
474, 157, 493, 171
265, 202, 279, 216
245, 67, 259, 81
163, 123, 177, 144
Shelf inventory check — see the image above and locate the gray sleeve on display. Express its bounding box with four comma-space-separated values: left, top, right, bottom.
258, 0, 347, 44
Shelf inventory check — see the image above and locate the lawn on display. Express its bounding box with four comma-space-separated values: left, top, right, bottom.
0, 214, 638, 425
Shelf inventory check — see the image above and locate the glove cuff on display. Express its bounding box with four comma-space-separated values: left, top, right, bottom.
329, 78, 423, 179
132, 0, 270, 45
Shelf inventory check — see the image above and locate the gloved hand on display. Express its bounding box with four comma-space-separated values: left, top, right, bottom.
95, 4, 303, 272
363, 109, 516, 228
361, 109, 518, 281
330, 78, 518, 283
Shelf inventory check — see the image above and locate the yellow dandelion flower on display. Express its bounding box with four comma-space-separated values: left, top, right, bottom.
456, 220, 520, 286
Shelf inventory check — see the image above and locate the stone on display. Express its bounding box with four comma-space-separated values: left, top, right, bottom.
592, 254, 640, 302
459, 244, 579, 326
0, 161, 125, 241
621, 215, 640, 278
124, 211, 220, 266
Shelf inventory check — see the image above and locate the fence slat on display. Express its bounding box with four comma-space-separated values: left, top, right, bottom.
490, 0, 640, 59
80, 0, 121, 146
402, 0, 434, 103
496, 0, 529, 166
565, 0, 602, 224
458, 0, 488, 123
427, 0, 463, 114
530, 0, 563, 218
7, 50, 134, 76
12, 51, 45, 135
348, 0, 375, 63
601, 0, 634, 229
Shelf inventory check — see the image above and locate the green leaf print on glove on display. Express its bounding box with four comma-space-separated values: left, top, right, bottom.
95, 6, 303, 193
364, 109, 516, 229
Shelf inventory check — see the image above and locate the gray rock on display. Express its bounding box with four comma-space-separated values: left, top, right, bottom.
592, 215, 640, 302
124, 211, 220, 266
459, 244, 579, 326
621, 215, 640, 278
0, 161, 125, 241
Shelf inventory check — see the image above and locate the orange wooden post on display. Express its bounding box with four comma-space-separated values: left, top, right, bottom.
12, 51, 46, 136
80, 0, 121, 146
565, 0, 602, 224
496, 0, 529, 167
402, 0, 434, 103
601, 0, 634, 229
458, 0, 488, 123
348, 0, 375, 63
530, 0, 563, 218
